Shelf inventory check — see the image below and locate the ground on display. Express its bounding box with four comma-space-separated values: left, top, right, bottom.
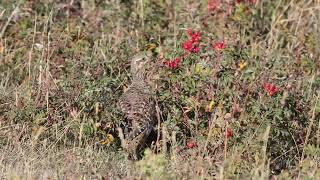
0, 0, 319, 179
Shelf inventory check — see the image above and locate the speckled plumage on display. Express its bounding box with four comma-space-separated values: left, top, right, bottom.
118, 54, 156, 160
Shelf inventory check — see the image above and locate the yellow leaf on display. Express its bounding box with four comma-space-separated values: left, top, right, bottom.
238, 61, 248, 71
144, 43, 157, 51
100, 134, 114, 145
205, 100, 215, 112
195, 63, 203, 74
206, 127, 221, 139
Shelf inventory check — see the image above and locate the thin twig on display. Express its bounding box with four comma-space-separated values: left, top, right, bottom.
224, 121, 228, 161
155, 99, 162, 152
0, 1, 22, 39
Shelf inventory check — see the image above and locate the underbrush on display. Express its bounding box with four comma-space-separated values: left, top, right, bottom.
0, 0, 319, 179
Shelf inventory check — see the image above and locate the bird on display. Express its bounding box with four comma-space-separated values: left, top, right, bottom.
117, 53, 156, 160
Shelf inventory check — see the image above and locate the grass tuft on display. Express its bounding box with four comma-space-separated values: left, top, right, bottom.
0, 0, 319, 179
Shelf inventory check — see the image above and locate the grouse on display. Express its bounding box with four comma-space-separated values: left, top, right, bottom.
118, 53, 156, 160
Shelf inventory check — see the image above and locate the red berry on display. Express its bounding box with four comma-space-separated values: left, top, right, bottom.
213, 41, 226, 51
182, 40, 194, 52
226, 128, 233, 138
186, 141, 198, 149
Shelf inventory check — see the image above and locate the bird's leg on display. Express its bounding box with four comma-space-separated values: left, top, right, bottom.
118, 127, 140, 160
128, 146, 139, 161
117, 127, 127, 149
124, 125, 129, 137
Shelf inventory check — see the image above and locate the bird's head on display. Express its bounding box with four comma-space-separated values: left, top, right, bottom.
130, 53, 149, 80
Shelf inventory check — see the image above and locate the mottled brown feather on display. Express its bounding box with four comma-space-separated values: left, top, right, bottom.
117, 54, 156, 160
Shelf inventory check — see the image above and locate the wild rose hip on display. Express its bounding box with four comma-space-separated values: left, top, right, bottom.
213, 41, 226, 51
263, 82, 279, 96
182, 29, 201, 53
186, 141, 198, 149
164, 58, 181, 69
208, 0, 220, 12
225, 128, 233, 138
191, 32, 201, 43
182, 40, 194, 52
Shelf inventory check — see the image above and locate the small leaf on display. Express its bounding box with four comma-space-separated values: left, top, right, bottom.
100, 134, 114, 145
238, 61, 248, 71
205, 99, 215, 112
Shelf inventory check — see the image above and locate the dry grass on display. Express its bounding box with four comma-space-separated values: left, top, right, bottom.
0, 0, 319, 179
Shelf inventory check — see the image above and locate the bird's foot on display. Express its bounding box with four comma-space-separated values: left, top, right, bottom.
116, 127, 127, 149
